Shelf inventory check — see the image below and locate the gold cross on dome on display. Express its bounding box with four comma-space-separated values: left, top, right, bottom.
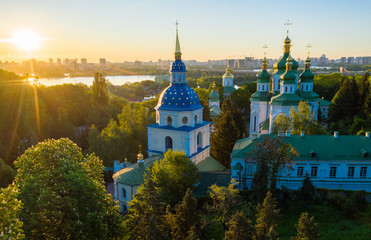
284, 20, 292, 35
263, 44, 268, 58
306, 44, 312, 57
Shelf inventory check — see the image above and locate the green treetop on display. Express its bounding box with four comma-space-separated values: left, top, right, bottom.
13, 138, 123, 240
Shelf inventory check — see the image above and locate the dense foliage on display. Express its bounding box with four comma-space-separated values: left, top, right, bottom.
149, 150, 200, 206
13, 138, 123, 239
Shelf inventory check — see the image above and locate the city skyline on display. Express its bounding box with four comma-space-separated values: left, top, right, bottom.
0, 0, 370, 62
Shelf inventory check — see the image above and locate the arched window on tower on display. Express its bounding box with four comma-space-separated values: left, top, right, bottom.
167, 116, 172, 127
262, 85, 265, 91
285, 87, 287, 93
306, 85, 308, 91
278, 80, 280, 90
165, 136, 173, 150
195, 115, 198, 124
253, 116, 257, 132
197, 132, 202, 150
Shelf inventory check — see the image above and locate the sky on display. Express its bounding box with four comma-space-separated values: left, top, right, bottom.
0, 0, 370, 62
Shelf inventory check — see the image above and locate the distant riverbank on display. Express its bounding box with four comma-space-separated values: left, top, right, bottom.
34, 75, 157, 86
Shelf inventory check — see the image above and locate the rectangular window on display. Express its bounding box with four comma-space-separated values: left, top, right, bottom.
348, 167, 355, 178
360, 167, 367, 178
297, 166, 304, 177
330, 167, 337, 178
122, 188, 126, 198
311, 166, 318, 177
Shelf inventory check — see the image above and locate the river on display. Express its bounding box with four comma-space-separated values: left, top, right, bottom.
34, 75, 157, 86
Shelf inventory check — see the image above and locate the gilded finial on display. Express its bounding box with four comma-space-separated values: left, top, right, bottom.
137, 144, 144, 160
286, 55, 293, 71
212, 81, 217, 90
175, 20, 182, 60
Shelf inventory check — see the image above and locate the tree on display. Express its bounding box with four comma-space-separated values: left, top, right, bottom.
149, 150, 199, 206
249, 136, 295, 196
330, 77, 360, 121
13, 138, 123, 240
359, 71, 370, 116
224, 211, 254, 240
168, 189, 201, 240
207, 180, 240, 229
273, 113, 290, 134
91, 72, 108, 105
127, 176, 166, 240
211, 99, 240, 167
295, 212, 320, 240
0, 185, 24, 239
300, 174, 315, 208
0, 158, 16, 188
289, 101, 324, 135
254, 192, 280, 240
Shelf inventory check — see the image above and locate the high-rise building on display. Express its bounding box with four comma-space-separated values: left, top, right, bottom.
81, 58, 87, 64
99, 58, 106, 65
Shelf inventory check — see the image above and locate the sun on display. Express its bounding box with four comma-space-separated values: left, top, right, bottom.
13, 30, 42, 52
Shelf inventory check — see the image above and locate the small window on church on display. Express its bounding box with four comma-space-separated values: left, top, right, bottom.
195, 115, 198, 124
165, 136, 173, 150
278, 80, 280, 90
167, 116, 172, 127
122, 188, 126, 199
262, 85, 265, 91
253, 116, 257, 131
197, 132, 202, 150
285, 87, 287, 93
182, 117, 188, 124
290, 86, 293, 92
306, 85, 308, 91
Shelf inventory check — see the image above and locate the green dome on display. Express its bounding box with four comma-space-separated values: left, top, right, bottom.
209, 89, 220, 101
257, 70, 271, 83
299, 70, 314, 83
273, 53, 299, 74
280, 57, 296, 85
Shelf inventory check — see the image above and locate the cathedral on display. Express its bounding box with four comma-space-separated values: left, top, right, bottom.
146, 28, 211, 164
249, 34, 322, 137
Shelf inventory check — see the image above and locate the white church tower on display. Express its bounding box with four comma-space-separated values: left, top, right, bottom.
222, 67, 236, 98
249, 56, 271, 137
147, 27, 211, 164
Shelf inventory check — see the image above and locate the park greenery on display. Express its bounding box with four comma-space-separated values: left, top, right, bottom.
0, 66, 371, 239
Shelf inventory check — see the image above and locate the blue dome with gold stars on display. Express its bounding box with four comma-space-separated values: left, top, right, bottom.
156, 84, 203, 111
171, 60, 187, 72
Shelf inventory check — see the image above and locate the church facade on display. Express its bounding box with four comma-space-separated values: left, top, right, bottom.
249, 34, 322, 137
147, 29, 211, 164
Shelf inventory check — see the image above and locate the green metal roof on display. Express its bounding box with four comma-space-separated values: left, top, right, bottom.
210, 106, 222, 117
320, 98, 331, 106
232, 134, 371, 161
197, 156, 226, 172
270, 92, 302, 106
299, 91, 320, 101
257, 70, 271, 83
209, 90, 220, 101
224, 86, 236, 94
299, 69, 314, 82
113, 156, 163, 185
280, 70, 296, 84
273, 53, 299, 74
251, 91, 271, 101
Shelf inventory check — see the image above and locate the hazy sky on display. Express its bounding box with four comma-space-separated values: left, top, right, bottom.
0, 0, 370, 62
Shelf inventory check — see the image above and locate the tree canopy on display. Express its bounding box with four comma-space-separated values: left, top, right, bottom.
149, 150, 200, 206
13, 138, 123, 239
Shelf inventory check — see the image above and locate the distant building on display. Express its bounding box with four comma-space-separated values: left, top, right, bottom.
99, 58, 106, 65
340, 57, 347, 64
222, 67, 236, 98
134, 60, 142, 66
319, 54, 329, 66
49, 58, 53, 64
81, 58, 87, 64
227, 59, 236, 68
347, 57, 355, 64
57, 58, 61, 65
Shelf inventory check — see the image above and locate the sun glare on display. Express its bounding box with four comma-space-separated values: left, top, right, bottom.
13, 30, 42, 52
